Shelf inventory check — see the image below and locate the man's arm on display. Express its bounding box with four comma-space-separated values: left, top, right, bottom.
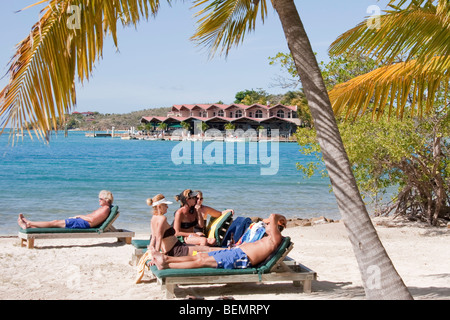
267, 214, 287, 245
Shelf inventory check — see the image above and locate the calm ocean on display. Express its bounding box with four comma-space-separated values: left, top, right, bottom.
0, 131, 341, 235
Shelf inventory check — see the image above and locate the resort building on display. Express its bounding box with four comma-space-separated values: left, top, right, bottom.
140, 103, 301, 136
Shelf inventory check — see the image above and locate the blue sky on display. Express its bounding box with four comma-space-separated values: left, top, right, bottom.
0, 0, 390, 114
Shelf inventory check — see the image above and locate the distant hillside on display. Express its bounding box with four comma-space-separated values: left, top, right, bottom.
66, 107, 170, 130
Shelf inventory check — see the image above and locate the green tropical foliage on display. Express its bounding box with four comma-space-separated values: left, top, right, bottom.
191, 0, 268, 57
295, 111, 450, 225
224, 122, 235, 130
180, 121, 191, 131
328, 0, 450, 120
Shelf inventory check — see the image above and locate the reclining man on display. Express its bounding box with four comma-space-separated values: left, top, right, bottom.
151, 213, 287, 270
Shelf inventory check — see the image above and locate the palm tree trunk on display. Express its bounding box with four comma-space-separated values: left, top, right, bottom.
272, 0, 413, 299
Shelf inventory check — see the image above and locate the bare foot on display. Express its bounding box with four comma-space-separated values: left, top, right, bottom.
151, 250, 168, 270
18, 214, 29, 229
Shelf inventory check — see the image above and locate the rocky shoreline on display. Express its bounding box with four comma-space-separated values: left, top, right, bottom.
250, 216, 337, 228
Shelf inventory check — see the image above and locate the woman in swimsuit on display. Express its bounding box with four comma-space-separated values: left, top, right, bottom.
173, 189, 216, 246
148, 194, 203, 257
194, 190, 234, 233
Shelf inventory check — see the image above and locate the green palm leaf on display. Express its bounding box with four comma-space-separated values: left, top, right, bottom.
330, 0, 450, 68
191, 0, 267, 57
329, 56, 450, 120
0, 0, 161, 141
328, 0, 450, 120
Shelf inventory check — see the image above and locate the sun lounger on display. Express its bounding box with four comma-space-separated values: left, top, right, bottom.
148, 236, 317, 299
130, 211, 233, 265
18, 205, 135, 249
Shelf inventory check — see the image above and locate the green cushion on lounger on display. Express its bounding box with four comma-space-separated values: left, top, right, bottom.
150, 237, 291, 278
19, 205, 119, 234
256, 236, 291, 273
132, 239, 150, 248
96, 205, 119, 230
151, 265, 258, 278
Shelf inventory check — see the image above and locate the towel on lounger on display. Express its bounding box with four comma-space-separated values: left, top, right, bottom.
135, 251, 153, 284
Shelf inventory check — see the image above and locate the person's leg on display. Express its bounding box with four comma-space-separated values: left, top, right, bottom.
186, 244, 217, 255
152, 251, 217, 270
184, 235, 208, 246
18, 214, 66, 228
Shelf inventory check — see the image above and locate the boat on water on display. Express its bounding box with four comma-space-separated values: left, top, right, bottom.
121, 135, 136, 140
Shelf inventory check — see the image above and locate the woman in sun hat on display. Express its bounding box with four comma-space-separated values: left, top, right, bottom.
148, 193, 205, 257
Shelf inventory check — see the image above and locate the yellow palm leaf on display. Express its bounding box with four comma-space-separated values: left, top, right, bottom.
0, 0, 161, 141
330, 0, 450, 73
329, 56, 450, 120
329, 0, 450, 120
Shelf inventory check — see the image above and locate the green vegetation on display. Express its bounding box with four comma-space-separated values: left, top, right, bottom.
273, 1, 450, 226
295, 112, 450, 226
64, 107, 170, 130
285, 51, 450, 225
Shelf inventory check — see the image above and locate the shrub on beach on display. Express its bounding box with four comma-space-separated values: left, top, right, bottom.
295, 111, 450, 226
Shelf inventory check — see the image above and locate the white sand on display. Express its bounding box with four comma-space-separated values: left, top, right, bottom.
1, 217, 449, 300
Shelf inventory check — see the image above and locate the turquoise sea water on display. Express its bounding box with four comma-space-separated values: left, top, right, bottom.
0, 131, 340, 235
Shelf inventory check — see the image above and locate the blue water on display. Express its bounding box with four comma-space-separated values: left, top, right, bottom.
0, 131, 340, 235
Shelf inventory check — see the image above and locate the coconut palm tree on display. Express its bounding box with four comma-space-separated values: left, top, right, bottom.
328, 0, 450, 120
0, 0, 412, 299
180, 121, 191, 132
224, 123, 236, 130
191, 0, 412, 299
157, 122, 168, 138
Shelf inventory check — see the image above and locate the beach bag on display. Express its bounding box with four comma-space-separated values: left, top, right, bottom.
221, 217, 251, 247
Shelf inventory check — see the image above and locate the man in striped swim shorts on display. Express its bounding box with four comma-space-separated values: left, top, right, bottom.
151, 214, 287, 270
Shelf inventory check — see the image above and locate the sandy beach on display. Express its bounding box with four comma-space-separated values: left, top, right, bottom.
1, 216, 449, 300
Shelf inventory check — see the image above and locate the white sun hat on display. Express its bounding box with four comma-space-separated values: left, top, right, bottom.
152, 198, 173, 207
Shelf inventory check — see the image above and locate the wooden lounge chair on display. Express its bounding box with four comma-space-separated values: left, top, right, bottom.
18, 205, 135, 249
149, 236, 317, 299
130, 211, 233, 265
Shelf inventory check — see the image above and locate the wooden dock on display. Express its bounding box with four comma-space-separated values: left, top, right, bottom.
85, 133, 112, 137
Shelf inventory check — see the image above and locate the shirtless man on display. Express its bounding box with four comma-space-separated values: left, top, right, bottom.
17, 190, 113, 229
151, 213, 287, 270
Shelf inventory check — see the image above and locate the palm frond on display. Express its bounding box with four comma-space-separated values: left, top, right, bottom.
329, 56, 450, 120
0, 0, 161, 141
330, 0, 450, 71
191, 0, 267, 57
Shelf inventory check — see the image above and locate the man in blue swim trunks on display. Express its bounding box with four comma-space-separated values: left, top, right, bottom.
18, 190, 113, 230
151, 214, 287, 270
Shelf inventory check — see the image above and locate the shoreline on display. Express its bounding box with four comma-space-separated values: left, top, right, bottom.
1, 216, 448, 300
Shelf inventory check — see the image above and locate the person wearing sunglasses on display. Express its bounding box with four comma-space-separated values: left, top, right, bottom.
193, 190, 234, 234
173, 189, 216, 246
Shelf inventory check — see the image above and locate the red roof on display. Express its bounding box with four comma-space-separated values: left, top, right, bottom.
171, 103, 297, 111
142, 104, 299, 125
